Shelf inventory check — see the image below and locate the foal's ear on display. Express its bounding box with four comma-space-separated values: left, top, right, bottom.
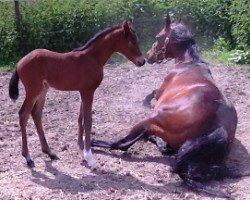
122, 20, 131, 36
164, 14, 171, 29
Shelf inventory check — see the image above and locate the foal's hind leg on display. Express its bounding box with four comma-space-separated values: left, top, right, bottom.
31, 86, 58, 160
19, 95, 39, 167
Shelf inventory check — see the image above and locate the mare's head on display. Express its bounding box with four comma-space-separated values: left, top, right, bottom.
147, 15, 200, 64
116, 20, 145, 67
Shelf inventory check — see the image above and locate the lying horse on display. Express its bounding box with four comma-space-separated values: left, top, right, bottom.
9, 20, 145, 169
92, 16, 238, 197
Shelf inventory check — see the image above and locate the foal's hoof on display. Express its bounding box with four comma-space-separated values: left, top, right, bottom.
87, 159, 97, 170
27, 159, 35, 168
84, 150, 97, 170
49, 153, 59, 160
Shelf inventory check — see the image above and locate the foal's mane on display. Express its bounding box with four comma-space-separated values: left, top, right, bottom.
72, 26, 120, 52
170, 22, 201, 62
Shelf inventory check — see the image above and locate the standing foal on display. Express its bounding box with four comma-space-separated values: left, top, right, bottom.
9, 20, 145, 169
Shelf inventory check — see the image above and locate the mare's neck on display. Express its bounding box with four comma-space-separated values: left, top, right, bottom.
174, 44, 201, 65
82, 29, 121, 67
174, 50, 193, 65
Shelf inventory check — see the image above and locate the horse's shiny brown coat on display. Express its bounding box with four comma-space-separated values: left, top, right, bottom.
92, 17, 238, 189
146, 61, 237, 149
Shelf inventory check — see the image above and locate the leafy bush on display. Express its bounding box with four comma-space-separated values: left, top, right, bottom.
230, 0, 250, 50
0, 2, 19, 64
229, 50, 250, 64
0, 0, 249, 65
213, 38, 231, 51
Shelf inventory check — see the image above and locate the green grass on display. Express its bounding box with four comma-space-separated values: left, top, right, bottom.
202, 49, 250, 71
0, 62, 15, 72
202, 50, 232, 64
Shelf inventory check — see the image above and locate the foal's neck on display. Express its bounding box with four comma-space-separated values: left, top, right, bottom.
83, 30, 121, 67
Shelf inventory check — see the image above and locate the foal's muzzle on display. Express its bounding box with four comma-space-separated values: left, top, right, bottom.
136, 57, 146, 67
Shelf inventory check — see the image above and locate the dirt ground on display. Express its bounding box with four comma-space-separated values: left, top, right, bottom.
0, 61, 249, 200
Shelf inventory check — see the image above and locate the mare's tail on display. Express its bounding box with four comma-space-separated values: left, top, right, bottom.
174, 127, 232, 198
9, 69, 19, 102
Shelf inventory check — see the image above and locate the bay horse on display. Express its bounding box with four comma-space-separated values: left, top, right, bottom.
92, 16, 239, 197
9, 20, 145, 169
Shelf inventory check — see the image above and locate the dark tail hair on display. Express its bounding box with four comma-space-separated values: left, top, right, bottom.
9, 69, 19, 102
174, 127, 231, 198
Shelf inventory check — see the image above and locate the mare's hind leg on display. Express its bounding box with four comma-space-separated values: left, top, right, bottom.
31, 86, 58, 160
92, 120, 149, 151
146, 135, 177, 156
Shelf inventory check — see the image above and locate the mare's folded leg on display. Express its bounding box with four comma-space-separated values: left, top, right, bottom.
146, 135, 177, 155
92, 120, 149, 151
142, 89, 157, 108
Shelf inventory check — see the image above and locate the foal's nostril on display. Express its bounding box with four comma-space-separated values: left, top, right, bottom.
138, 59, 145, 67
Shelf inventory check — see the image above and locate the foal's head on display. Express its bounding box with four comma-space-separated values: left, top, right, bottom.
147, 15, 200, 64
116, 20, 145, 67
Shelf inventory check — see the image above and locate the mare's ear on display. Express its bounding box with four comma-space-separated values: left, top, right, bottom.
122, 20, 130, 36
128, 17, 133, 23
164, 14, 171, 29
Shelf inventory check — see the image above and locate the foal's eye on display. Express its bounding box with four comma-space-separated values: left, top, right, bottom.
131, 41, 137, 45
130, 39, 137, 45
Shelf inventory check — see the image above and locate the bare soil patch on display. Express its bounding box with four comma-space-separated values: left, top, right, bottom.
0, 62, 250, 199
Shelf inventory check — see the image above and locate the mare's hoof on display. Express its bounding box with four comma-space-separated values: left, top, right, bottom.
142, 100, 152, 108
49, 153, 59, 160
27, 159, 35, 168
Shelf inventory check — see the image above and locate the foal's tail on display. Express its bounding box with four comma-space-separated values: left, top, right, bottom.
9, 69, 19, 102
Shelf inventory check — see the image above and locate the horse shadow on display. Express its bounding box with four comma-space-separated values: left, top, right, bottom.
30, 159, 175, 196
30, 138, 250, 198
226, 138, 250, 175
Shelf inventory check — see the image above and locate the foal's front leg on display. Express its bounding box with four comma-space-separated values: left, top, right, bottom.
77, 102, 84, 150
80, 90, 97, 169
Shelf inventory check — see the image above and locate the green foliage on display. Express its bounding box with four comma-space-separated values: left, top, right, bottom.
229, 50, 250, 64
0, 0, 249, 65
230, 0, 250, 50
213, 38, 231, 51
202, 49, 231, 64
0, 2, 19, 64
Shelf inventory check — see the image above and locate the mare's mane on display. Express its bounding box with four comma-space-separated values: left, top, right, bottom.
170, 23, 201, 62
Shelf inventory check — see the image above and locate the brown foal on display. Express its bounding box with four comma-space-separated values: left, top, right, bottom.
9, 20, 145, 168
